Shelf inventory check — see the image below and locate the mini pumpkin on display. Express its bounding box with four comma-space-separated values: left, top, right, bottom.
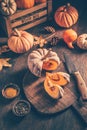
15, 0, 35, 9
54, 3, 79, 28
77, 34, 87, 50
28, 48, 61, 77
0, 0, 17, 16
63, 29, 77, 48
8, 29, 34, 53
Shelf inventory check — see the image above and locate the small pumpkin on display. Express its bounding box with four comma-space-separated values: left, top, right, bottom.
35, 0, 46, 4
63, 29, 77, 48
28, 48, 61, 77
77, 34, 87, 50
44, 76, 64, 99
46, 72, 70, 86
8, 28, 34, 53
54, 3, 79, 28
15, 0, 35, 9
0, 0, 17, 16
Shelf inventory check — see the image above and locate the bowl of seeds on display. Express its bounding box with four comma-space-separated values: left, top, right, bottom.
12, 100, 31, 117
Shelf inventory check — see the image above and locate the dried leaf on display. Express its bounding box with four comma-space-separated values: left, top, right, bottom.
44, 26, 56, 33
0, 45, 10, 54
0, 58, 12, 71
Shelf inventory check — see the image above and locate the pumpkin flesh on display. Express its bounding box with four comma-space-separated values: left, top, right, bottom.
46, 72, 69, 86
44, 78, 60, 99
42, 59, 58, 71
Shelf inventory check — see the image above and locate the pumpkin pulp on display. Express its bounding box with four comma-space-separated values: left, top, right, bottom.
42, 59, 58, 70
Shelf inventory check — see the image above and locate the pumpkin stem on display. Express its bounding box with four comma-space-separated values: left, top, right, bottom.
63, 3, 70, 12
41, 48, 52, 60
13, 28, 21, 37
66, 3, 71, 7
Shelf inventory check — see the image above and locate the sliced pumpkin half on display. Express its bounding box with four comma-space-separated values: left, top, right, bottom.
44, 77, 61, 99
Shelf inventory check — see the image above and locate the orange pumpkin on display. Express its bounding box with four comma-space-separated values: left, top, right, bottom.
35, 0, 46, 4
15, 0, 35, 9
63, 29, 77, 48
8, 29, 34, 53
54, 3, 79, 28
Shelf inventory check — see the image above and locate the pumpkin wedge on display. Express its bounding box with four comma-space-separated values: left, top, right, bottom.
46, 72, 70, 86
44, 77, 64, 99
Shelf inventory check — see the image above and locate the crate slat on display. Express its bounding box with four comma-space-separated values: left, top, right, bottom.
18, 17, 47, 31
9, 3, 47, 20
11, 10, 47, 28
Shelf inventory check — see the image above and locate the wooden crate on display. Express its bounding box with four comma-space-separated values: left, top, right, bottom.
0, 0, 52, 37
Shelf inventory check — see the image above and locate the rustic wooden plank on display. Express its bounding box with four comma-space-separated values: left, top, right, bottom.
17, 17, 47, 31
11, 10, 47, 28
4, 17, 12, 37
9, 3, 47, 20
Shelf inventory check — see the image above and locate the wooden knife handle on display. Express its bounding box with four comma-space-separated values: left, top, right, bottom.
74, 71, 87, 100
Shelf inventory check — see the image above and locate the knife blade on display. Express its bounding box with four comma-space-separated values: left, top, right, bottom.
63, 53, 87, 100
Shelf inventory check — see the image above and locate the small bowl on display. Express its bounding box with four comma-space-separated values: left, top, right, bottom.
2, 83, 20, 99
12, 100, 31, 117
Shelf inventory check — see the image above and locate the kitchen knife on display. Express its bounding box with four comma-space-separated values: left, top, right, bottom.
63, 53, 87, 100
63, 53, 87, 124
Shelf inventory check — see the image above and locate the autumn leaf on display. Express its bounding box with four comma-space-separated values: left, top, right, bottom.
0, 58, 12, 71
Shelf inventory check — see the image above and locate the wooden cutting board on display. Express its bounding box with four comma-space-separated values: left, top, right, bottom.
23, 71, 76, 114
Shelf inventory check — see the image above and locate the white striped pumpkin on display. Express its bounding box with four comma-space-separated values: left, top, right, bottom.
8, 29, 34, 53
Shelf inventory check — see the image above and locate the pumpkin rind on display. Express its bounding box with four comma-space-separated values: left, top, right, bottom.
8, 29, 34, 53
54, 3, 79, 28
15, 0, 35, 9
77, 34, 87, 50
28, 48, 61, 77
0, 0, 17, 16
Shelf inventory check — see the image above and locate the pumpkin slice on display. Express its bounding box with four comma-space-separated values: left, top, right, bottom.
46, 72, 70, 86
42, 59, 58, 71
44, 77, 64, 99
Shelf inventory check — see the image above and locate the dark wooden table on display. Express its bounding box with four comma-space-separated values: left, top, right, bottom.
0, 2, 87, 130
